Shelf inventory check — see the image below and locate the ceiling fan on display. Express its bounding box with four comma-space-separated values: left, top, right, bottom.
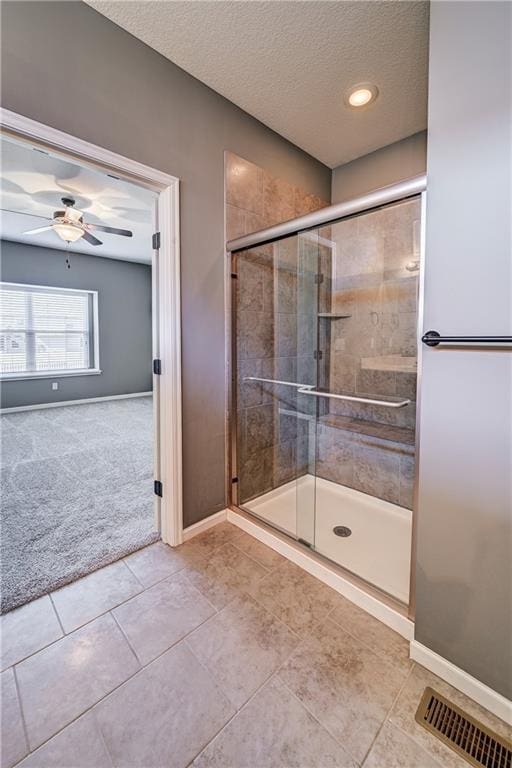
22, 197, 133, 246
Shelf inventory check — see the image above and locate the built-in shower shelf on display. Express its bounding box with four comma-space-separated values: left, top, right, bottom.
361, 355, 417, 374
318, 313, 352, 319
319, 413, 415, 449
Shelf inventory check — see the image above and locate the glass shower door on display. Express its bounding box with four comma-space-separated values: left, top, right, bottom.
233, 232, 320, 545
304, 198, 421, 603
232, 194, 421, 606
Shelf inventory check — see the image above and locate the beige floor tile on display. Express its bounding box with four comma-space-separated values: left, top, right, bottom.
0, 596, 62, 671
187, 594, 298, 708
193, 677, 357, 768
123, 541, 189, 587
1, 668, 28, 768
232, 532, 285, 570
363, 721, 442, 768
389, 663, 512, 768
122, 525, 243, 589
17, 712, 112, 768
246, 560, 338, 636
278, 617, 410, 764
94, 641, 235, 768
329, 594, 412, 672
16, 613, 140, 750
182, 521, 243, 560
113, 571, 215, 664
51, 560, 143, 633
184, 542, 268, 610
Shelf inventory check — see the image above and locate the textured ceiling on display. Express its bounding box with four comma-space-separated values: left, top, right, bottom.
0, 138, 155, 263
85, 0, 429, 168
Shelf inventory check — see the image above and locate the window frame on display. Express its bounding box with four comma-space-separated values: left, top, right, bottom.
0, 281, 101, 381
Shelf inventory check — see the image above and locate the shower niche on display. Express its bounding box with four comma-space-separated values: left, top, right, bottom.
230, 193, 422, 608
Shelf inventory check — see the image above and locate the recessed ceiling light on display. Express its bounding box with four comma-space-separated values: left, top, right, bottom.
345, 83, 379, 109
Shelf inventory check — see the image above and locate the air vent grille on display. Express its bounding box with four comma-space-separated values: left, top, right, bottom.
415, 687, 512, 768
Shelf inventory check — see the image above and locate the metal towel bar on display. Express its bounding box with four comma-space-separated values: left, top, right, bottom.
244, 377, 312, 389
297, 388, 410, 408
422, 330, 512, 347
244, 377, 411, 408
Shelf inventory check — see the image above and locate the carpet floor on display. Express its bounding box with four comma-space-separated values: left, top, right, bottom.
0, 396, 158, 613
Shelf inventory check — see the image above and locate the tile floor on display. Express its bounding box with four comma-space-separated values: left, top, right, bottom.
1, 521, 510, 768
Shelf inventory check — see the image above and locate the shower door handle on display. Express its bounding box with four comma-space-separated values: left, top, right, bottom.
297, 388, 411, 409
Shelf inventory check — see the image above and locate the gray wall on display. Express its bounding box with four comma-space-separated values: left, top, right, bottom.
1, 241, 152, 408
331, 131, 427, 203
416, 1, 511, 698
0, 1, 331, 527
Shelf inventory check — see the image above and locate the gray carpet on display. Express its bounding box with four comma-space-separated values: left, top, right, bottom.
0, 396, 158, 613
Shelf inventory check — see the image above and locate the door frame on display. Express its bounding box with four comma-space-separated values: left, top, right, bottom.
0, 107, 183, 546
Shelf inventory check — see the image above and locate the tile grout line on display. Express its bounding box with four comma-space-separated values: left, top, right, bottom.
48, 592, 66, 637
389, 716, 447, 768
89, 707, 115, 768
47, 579, 146, 636
109, 611, 143, 668
117, 552, 151, 590
236, 585, 304, 642
11, 665, 30, 760
11, 625, 220, 763
184, 631, 306, 766
359, 661, 416, 767
7, 525, 299, 763
9, 563, 257, 762
120, 556, 148, 589
324, 603, 412, 673
278, 675, 360, 765
180, 572, 221, 616
2, 530, 245, 673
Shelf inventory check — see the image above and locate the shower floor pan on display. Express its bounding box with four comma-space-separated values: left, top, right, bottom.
244, 475, 412, 604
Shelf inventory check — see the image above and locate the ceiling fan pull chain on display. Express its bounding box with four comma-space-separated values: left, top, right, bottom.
65, 243, 71, 270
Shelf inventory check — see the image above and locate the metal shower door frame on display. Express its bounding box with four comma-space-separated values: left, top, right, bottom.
227, 176, 427, 619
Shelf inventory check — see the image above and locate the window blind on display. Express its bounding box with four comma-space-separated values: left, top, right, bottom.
0, 283, 93, 375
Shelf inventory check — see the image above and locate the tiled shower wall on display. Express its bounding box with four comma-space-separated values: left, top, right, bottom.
225, 152, 328, 502
316, 198, 421, 509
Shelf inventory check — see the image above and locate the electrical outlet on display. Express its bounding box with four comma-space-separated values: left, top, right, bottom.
52, 382, 58, 391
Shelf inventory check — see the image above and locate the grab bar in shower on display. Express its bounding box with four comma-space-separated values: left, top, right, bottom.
422, 330, 512, 347
244, 377, 313, 389
297, 388, 411, 408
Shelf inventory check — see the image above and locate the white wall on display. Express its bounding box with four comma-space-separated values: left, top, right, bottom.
415, 0, 511, 698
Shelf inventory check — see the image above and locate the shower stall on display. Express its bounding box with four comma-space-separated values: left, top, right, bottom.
228, 177, 426, 613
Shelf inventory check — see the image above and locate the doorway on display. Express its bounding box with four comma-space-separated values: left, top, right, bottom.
0, 110, 182, 613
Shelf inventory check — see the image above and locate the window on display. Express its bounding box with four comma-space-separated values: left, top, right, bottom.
0, 282, 100, 379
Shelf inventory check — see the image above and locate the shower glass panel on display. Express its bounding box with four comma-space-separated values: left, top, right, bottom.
234, 233, 320, 541
232, 195, 421, 606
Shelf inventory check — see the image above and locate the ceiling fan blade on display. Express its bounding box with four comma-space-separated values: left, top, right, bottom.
82, 230, 103, 246
22, 226, 53, 235
1, 208, 50, 220
86, 224, 133, 237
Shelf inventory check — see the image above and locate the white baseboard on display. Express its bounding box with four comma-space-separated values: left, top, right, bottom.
227, 508, 414, 641
182, 509, 228, 542
410, 640, 512, 725
0, 392, 153, 414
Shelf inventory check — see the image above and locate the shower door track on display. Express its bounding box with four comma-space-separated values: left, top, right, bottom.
227, 174, 426, 253
226, 175, 427, 623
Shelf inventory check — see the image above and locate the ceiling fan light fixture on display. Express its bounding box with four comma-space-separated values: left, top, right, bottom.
52, 223, 84, 243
